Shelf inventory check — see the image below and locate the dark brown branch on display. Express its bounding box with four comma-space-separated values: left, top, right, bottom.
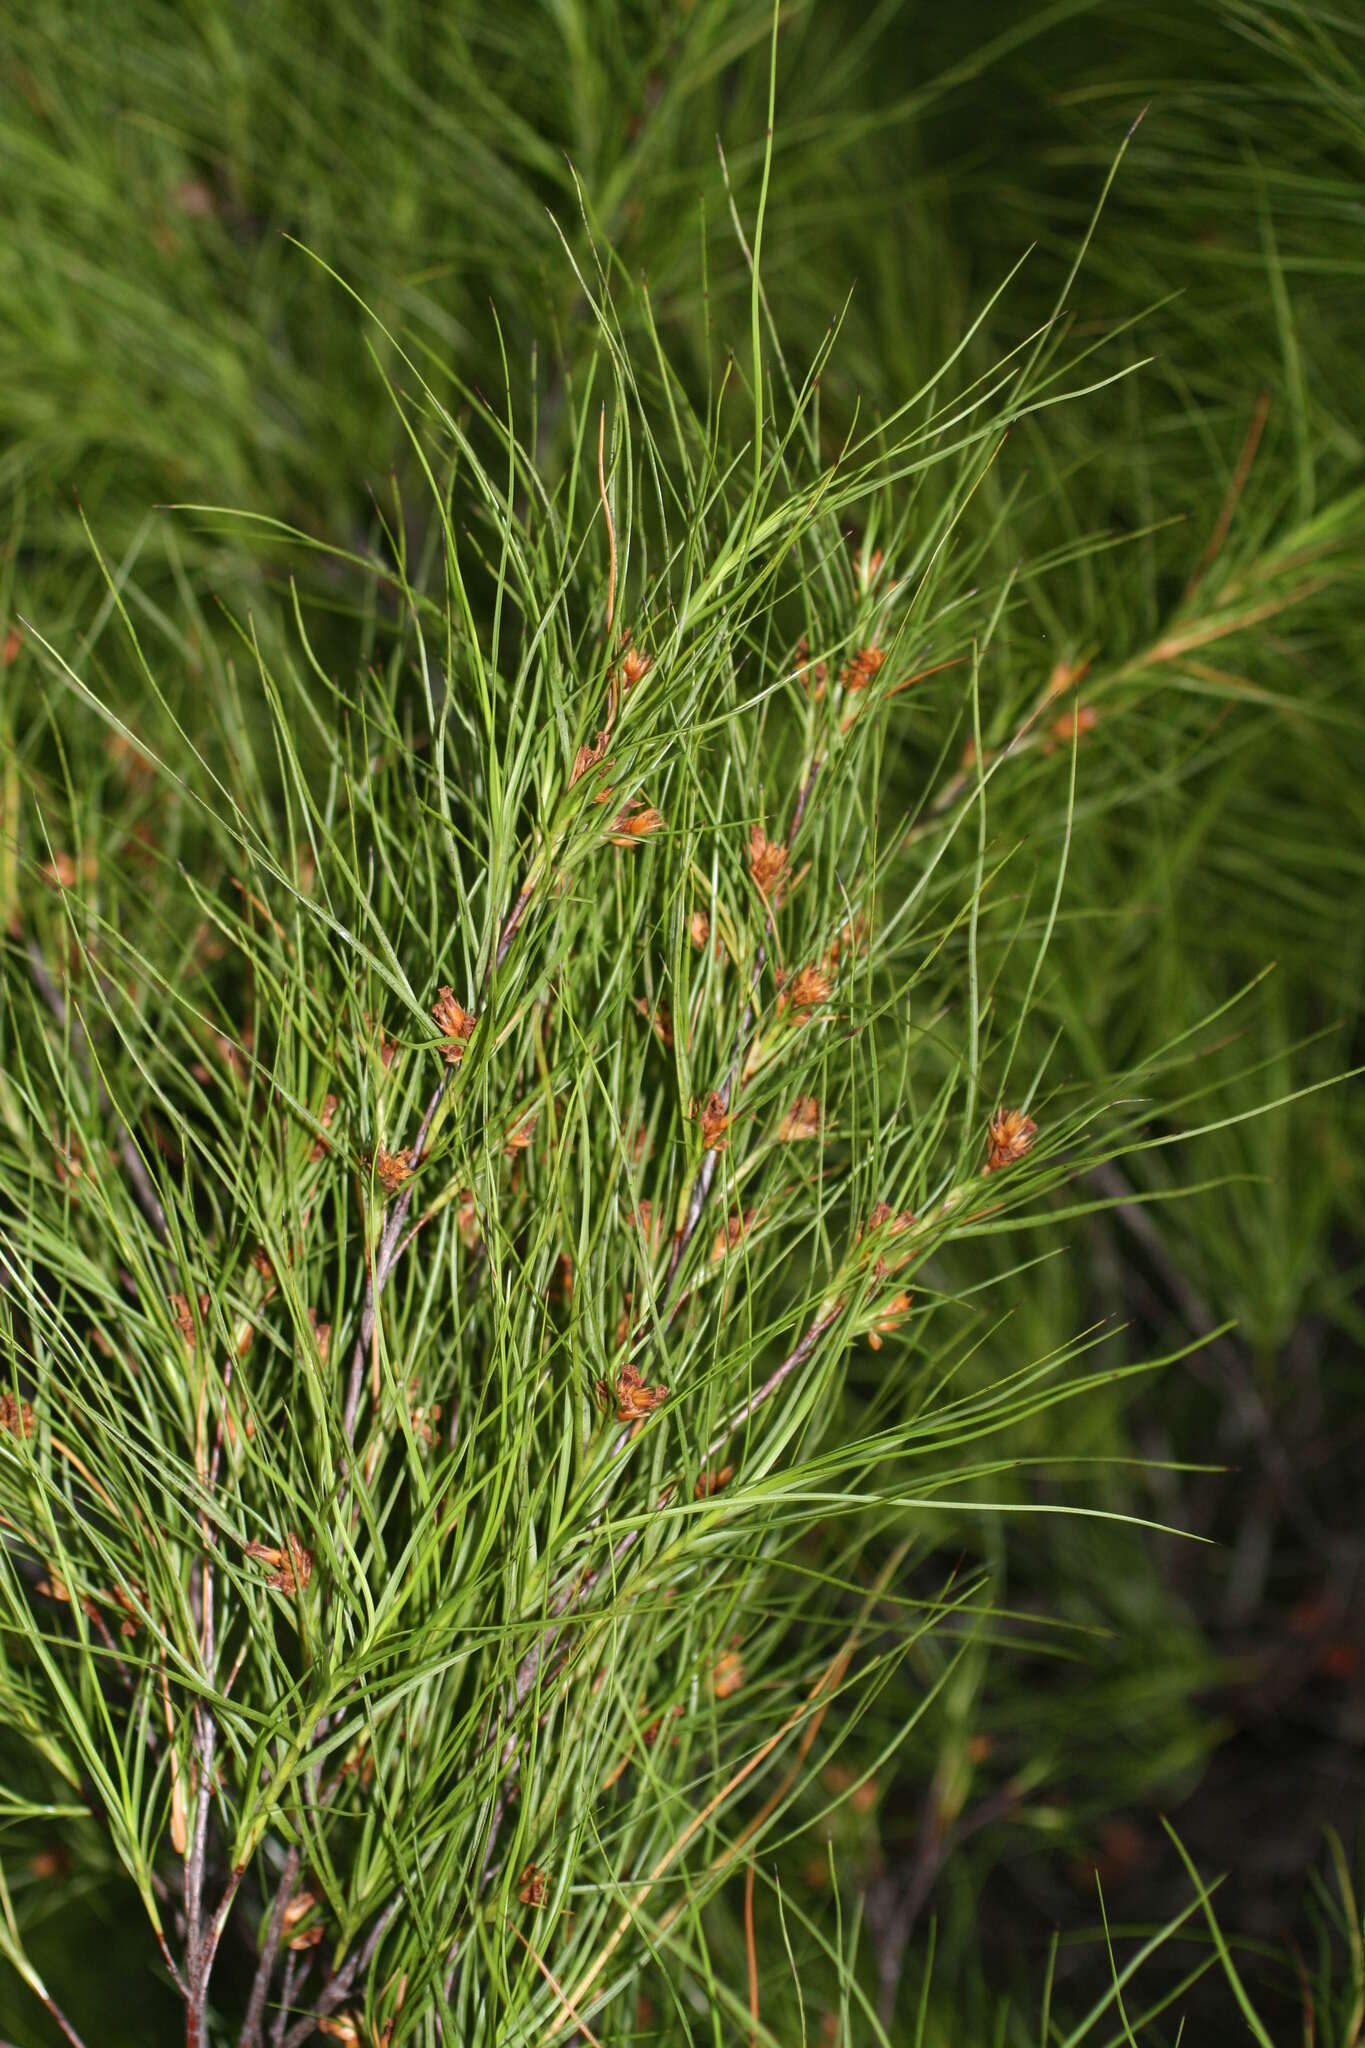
278, 1893, 402, 2048
238, 1846, 301, 2048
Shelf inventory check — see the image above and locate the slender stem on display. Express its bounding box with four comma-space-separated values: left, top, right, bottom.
701, 1306, 842, 1470
278, 1894, 402, 2048
343, 1073, 449, 1443
238, 1846, 300, 2048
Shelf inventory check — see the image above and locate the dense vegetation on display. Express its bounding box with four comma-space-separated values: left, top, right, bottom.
1, 4, 1361, 2042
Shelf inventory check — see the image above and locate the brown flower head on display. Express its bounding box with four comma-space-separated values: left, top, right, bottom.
840, 645, 887, 692
170, 1291, 211, 1354
432, 987, 477, 1065
0, 1391, 35, 1440
983, 1107, 1038, 1175
620, 646, 653, 691
307, 1309, 332, 1364
517, 1862, 548, 1908
860, 1201, 917, 1278
778, 964, 831, 1017
407, 1378, 443, 1447
748, 826, 789, 901
609, 800, 664, 846
697, 1091, 731, 1151
571, 727, 613, 787
614, 1360, 667, 1423
281, 1890, 323, 1951
374, 1145, 412, 1194
694, 1465, 734, 1499
778, 1095, 822, 1143
247, 1531, 313, 1597
635, 998, 673, 1047
504, 1107, 538, 1156
710, 1643, 745, 1700
710, 1206, 757, 1261
689, 909, 711, 949
318, 2018, 362, 2047
867, 1291, 912, 1351
1048, 703, 1099, 747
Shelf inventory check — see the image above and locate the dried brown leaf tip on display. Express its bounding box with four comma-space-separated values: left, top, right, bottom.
170, 1291, 211, 1353
860, 1201, 916, 1278
517, 1863, 548, 1908
778, 1095, 822, 1143
310, 1092, 339, 1160
777, 964, 832, 1018
635, 997, 673, 1047
246, 1531, 313, 1596
694, 1464, 734, 1499
609, 799, 664, 846
407, 1378, 442, 1447
318, 2017, 362, 2046
53, 1137, 85, 1193
432, 986, 477, 1065
374, 1144, 412, 1194
503, 1106, 538, 1156
613, 1360, 667, 1423
1046, 702, 1099, 749
281, 1890, 324, 1951
571, 726, 613, 787
710, 1206, 756, 1261
840, 644, 886, 692
983, 1107, 1038, 1175
0, 1391, 35, 1440
867, 1291, 912, 1351
710, 1642, 745, 1700
620, 644, 653, 691
748, 825, 790, 902
697, 1091, 731, 1151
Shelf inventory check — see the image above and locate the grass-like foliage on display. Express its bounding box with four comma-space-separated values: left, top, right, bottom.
0, 132, 1277, 2041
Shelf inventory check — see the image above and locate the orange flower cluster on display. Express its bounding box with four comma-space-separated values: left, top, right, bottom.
0, 1391, 35, 1439
694, 1464, 734, 1499
170, 1291, 211, 1354
710, 1644, 745, 1699
983, 1107, 1038, 1174
867, 1292, 912, 1352
840, 645, 886, 692
613, 1360, 667, 1423
711, 1206, 757, 1261
620, 645, 653, 690
778, 1096, 821, 1143
609, 800, 664, 846
777, 964, 831, 1017
698, 1091, 731, 1151
247, 1532, 313, 1596
431, 987, 476, 1065
748, 825, 789, 901
571, 725, 612, 787
374, 1145, 412, 1194
517, 1863, 548, 1908
281, 1890, 324, 1951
